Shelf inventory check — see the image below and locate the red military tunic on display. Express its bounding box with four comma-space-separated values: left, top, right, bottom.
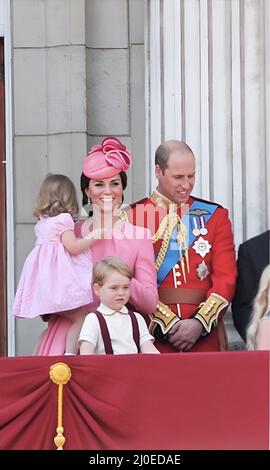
125, 191, 237, 352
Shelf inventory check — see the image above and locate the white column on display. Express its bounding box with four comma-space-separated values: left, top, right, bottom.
146, 0, 162, 190
146, 0, 270, 243
1, 0, 15, 355
231, 0, 244, 246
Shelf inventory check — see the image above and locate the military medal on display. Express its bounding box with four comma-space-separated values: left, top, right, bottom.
199, 216, 208, 235
192, 236, 211, 258
192, 216, 208, 237
196, 260, 209, 280
192, 218, 201, 236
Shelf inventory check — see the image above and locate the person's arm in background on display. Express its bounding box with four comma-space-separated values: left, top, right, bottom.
256, 317, 270, 350
129, 229, 158, 315
232, 243, 256, 341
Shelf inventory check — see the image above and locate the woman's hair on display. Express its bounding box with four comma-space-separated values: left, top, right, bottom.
93, 256, 133, 286
80, 171, 127, 215
34, 174, 79, 219
246, 264, 270, 350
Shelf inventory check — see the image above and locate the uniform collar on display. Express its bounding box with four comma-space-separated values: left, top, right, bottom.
97, 303, 128, 316
150, 189, 192, 211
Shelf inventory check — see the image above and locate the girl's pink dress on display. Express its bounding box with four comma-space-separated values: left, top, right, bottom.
12, 213, 93, 318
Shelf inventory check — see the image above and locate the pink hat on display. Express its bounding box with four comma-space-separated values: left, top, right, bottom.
82, 137, 132, 179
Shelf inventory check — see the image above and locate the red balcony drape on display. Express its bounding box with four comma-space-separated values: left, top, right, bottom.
0, 351, 269, 450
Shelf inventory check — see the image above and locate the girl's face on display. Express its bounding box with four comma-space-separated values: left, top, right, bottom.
86, 174, 123, 214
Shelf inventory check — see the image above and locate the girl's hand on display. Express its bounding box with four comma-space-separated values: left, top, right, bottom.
84, 228, 109, 240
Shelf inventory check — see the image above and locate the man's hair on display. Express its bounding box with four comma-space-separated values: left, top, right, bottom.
93, 256, 133, 286
155, 140, 194, 174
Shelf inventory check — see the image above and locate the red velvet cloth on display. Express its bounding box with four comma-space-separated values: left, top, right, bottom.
0, 352, 269, 450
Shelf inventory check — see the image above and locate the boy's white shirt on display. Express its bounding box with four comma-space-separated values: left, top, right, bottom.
79, 303, 154, 354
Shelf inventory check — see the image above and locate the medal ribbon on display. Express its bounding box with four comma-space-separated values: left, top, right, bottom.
156, 200, 218, 286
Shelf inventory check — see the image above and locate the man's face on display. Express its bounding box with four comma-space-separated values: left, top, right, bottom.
155, 151, 196, 205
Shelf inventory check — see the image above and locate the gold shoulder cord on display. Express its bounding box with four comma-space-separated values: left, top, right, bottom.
152, 212, 189, 282
118, 209, 128, 222
121, 207, 189, 282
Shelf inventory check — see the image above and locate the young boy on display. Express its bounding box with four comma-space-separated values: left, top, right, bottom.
79, 256, 160, 354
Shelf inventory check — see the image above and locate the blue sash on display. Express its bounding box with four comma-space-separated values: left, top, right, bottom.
156, 200, 218, 286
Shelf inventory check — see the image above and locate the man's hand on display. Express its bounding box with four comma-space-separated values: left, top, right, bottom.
168, 318, 203, 351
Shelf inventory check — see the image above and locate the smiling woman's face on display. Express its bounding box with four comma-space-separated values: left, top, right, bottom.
86, 174, 123, 214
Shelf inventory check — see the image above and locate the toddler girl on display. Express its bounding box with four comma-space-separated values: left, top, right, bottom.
13, 173, 103, 354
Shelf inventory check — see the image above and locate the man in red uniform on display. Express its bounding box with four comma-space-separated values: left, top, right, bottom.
125, 140, 237, 352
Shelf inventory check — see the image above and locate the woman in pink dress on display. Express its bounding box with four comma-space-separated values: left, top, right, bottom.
13, 174, 105, 354
36, 137, 158, 355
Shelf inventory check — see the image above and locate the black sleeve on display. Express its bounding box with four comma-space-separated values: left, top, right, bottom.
231, 244, 259, 341
152, 325, 168, 342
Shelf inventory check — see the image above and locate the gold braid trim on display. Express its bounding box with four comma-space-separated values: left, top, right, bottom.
150, 301, 180, 335
194, 293, 228, 333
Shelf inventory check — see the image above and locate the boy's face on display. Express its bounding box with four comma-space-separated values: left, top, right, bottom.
93, 271, 130, 311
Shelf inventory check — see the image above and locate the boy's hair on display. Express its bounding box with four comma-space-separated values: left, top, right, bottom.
34, 173, 79, 219
93, 256, 133, 286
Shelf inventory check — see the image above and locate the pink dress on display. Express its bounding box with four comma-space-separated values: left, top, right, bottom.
12, 213, 93, 318
36, 221, 158, 355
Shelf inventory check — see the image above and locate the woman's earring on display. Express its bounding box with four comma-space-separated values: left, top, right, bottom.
88, 197, 93, 217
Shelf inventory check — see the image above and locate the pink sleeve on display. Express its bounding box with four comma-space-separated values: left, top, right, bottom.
129, 230, 158, 315
56, 213, 75, 237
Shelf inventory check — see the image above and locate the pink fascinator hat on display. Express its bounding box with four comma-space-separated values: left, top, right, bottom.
82, 137, 132, 179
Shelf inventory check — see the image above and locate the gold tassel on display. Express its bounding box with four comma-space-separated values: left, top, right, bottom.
185, 248, 190, 274
180, 257, 186, 283
177, 221, 189, 281
49, 362, 72, 450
